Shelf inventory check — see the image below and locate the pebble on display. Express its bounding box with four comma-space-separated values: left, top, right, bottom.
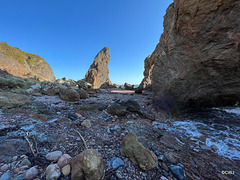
20, 159, 31, 167
13, 174, 24, 180
24, 167, 39, 180
109, 157, 124, 169
45, 164, 61, 180
210, 144, 218, 152
57, 154, 71, 168
13, 168, 20, 174
62, 165, 70, 176
161, 176, 168, 180
0, 171, 12, 180
81, 119, 91, 128
0, 164, 9, 172
169, 165, 187, 180
75, 113, 82, 119
12, 156, 18, 161
164, 152, 177, 164
46, 151, 63, 162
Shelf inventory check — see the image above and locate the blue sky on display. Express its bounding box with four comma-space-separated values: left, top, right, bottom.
0, 0, 173, 84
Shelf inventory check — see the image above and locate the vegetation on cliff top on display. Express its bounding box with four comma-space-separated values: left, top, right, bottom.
0, 42, 46, 66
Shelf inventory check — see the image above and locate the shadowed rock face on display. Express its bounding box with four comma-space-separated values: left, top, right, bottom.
85, 47, 111, 89
0, 42, 55, 82
152, 0, 240, 110
139, 55, 155, 90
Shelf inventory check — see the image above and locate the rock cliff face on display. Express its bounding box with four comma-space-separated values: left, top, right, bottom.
152, 0, 240, 110
0, 42, 55, 81
85, 47, 111, 89
139, 55, 154, 90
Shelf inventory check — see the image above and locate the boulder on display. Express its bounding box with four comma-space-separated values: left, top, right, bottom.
107, 100, 140, 116
41, 81, 60, 96
0, 42, 55, 81
151, 0, 240, 110
0, 92, 30, 109
71, 149, 105, 180
59, 87, 80, 101
85, 47, 111, 89
26, 84, 42, 96
121, 132, 158, 170
77, 79, 90, 90
100, 82, 118, 89
124, 83, 135, 90
107, 103, 127, 117
77, 88, 88, 99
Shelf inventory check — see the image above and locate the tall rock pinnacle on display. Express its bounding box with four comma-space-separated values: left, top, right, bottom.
85, 47, 111, 89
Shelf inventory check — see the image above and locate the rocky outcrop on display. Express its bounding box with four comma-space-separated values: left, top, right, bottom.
85, 47, 111, 89
151, 0, 240, 110
138, 55, 155, 90
0, 42, 55, 81
124, 83, 135, 90
0, 92, 30, 109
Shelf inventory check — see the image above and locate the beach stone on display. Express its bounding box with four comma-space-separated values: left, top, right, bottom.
169, 165, 187, 180
76, 80, 88, 90
164, 152, 178, 164
41, 81, 60, 96
121, 132, 158, 170
0, 171, 12, 180
24, 167, 38, 180
46, 151, 62, 162
109, 157, 124, 169
45, 164, 61, 180
81, 120, 91, 128
71, 149, 105, 180
0, 164, 8, 171
12, 156, 18, 161
57, 154, 71, 168
26, 84, 42, 96
75, 113, 82, 119
62, 165, 71, 176
13, 174, 24, 180
19, 159, 31, 167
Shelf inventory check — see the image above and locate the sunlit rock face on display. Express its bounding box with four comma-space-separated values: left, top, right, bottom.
151, 0, 240, 110
0, 42, 55, 82
85, 47, 111, 89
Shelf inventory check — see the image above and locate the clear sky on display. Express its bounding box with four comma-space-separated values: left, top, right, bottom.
0, 0, 173, 84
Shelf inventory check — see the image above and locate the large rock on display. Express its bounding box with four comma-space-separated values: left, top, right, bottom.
121, 132, 158, 170
0, 42, 55, 81
85, 47, 111, 89
138, 55, 155, 90
71, 149, 105, 180
151, 0, 240, 110
41, 81, 60, 96
124, 83, 134, 90
0, 92, 30, 109
59, 87, 80, 101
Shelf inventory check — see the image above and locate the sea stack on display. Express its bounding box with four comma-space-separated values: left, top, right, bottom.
151, 0, 240, 110
0, 42, 55, 81
85, 47, 111, 89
